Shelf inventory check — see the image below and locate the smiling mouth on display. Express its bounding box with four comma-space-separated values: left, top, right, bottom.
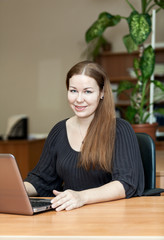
74, 105, 87, 111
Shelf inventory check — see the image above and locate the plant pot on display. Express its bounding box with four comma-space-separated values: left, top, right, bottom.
131, 123, 158, 142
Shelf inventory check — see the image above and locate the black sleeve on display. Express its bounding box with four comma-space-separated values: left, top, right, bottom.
24, 122, 64, 197
112, 118, 145, 198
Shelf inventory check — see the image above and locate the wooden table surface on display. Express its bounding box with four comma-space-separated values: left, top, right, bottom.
0, 196, 164, 239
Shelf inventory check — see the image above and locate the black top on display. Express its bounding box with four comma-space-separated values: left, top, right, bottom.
25, 118, 144, 198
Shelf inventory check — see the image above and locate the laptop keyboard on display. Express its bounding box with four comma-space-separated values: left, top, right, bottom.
30, 199, 51, 208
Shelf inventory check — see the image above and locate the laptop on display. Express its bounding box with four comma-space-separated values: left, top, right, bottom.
0, 154, 52, 215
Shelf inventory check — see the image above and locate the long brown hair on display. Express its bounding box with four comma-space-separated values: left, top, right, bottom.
66, 61, 116, 172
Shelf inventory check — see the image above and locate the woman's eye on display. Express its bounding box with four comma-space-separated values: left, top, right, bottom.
70, 89, 77, 93
85, 90, 92, 94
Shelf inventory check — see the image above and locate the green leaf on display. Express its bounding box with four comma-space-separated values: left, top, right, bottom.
142, 112, 150, 123
140, 45, 155, 79
123, 34, 138, 53
128, 11, 151, 45
116, 81, 135, 95
153, 79, 164, 91
85, 12, 121, 42
125, 106, 137, 124
133, 58, 140, 78
91, 36, 108, 60
154, 0, 164, 8
82, 35, 109, 60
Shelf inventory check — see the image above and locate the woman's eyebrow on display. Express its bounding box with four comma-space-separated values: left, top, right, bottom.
84, 87, 94, 90
69, 86, 94, 90
69, 86, 77, 89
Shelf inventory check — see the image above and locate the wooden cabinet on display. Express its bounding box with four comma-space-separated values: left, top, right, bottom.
96, 48, 164, 79
0, 139, 45, 180
156, 151, 164, 194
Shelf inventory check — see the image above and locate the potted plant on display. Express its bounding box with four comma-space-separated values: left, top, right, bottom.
85, 0, 164, 140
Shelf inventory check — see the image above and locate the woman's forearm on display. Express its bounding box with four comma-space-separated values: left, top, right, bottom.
24, 181, 38, 197
81, 180, 126, 205
51, 180, 126, 211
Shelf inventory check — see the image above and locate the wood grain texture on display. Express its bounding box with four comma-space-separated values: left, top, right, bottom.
0, 197, 164, 237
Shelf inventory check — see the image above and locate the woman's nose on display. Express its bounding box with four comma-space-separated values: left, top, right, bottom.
76, 93, 84, 102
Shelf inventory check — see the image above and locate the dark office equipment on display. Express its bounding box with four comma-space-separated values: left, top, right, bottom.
6, 115, 28, 140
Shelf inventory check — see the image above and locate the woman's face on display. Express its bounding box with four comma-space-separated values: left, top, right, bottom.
67, 74, 103, 120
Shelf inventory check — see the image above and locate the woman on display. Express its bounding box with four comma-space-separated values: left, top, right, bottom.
24, 61, 144, 211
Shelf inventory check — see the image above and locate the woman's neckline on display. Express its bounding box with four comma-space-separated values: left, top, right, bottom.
65, 119, 80, 153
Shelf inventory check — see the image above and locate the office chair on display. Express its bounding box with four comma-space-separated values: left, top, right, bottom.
136, 132, 164, 196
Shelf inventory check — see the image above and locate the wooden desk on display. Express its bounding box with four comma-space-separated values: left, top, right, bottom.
0, 139, 45, 179
0, 197, 164, 239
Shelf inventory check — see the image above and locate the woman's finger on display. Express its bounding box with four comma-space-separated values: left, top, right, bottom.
55, 200, 73, 212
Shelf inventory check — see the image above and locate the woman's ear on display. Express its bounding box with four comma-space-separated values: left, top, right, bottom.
100, 87, 104, 99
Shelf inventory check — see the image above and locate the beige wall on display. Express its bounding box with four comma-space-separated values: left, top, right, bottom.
0, 0, 163, 135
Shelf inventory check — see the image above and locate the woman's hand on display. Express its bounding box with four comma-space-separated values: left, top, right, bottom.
51, 189, 86, 211
51, 181, 125, 212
